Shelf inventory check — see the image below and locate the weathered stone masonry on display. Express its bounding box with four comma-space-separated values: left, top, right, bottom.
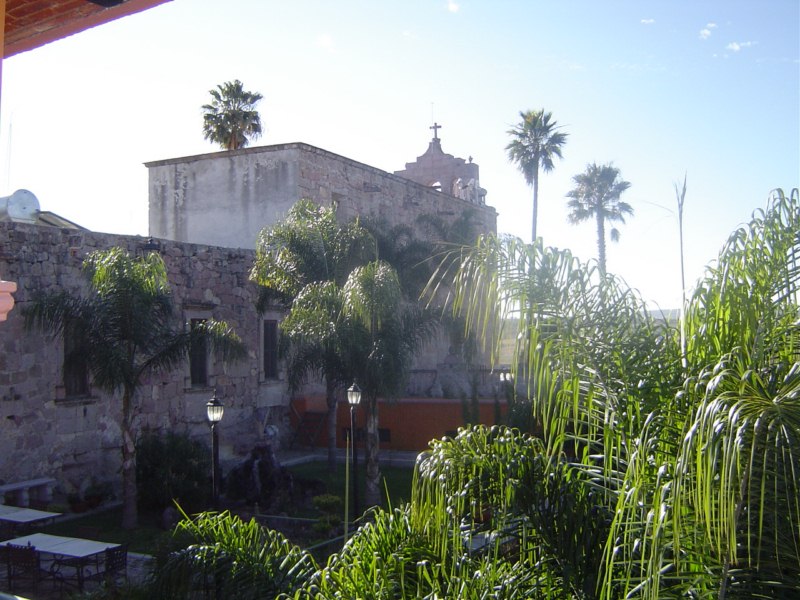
0, 222, 283, 498
0, 137, 499, 497
147, 142, 496, 251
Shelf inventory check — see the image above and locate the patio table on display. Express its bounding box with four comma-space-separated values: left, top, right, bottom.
0, 506, 61, 539
0, 506, 61, 530
1, 532, 121, 591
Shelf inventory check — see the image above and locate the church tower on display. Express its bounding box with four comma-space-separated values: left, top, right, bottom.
394, 123, 487, 206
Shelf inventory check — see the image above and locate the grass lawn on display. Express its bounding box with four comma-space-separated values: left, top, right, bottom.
287, 461, 415, 512
34, 461, 414, 557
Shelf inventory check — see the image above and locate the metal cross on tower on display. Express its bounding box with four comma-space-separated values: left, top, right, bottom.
430, 122, 442, 140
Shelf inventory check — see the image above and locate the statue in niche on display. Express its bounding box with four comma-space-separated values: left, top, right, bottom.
452, 177, 464, 199
465, 178, 478, 204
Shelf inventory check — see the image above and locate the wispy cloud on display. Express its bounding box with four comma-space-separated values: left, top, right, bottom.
641, 18, 655, 25
447, 1, 459, 13
699, 22, 717, 40
726, 40, 756, 52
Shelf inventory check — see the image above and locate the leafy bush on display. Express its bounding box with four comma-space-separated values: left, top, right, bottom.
311, 494, 343, 537
136, 431, 210, 514
151, 509, 316, 599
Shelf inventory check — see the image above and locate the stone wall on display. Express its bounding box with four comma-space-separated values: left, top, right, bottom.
0, 222, 287, 498
147, 142, 496, 251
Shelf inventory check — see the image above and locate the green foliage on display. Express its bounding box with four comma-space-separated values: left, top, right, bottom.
360, 217, 437, 301
152, 509, 317, 599
311, 494, 343, 516
23, 247, 244, 529
506, 108, 568, 242
311, 494, 343, 537
66, 581, 154, 599
251, 199, 373, 304
566, 162, 633, 274
421, 189, 800, 598
342, 260, 439, 402
201, 79, 263, 150
506, 398, 537, 433
136, 431, 211, 514
140, 190, 799, 599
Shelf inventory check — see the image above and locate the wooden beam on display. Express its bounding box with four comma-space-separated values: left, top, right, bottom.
4, 0, 171, 59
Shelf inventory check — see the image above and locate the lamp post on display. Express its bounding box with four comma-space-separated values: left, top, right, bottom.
206, 390, 224, 510
347, 383, 362, 520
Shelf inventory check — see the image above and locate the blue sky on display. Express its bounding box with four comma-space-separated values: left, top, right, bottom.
1, 0, 797, 309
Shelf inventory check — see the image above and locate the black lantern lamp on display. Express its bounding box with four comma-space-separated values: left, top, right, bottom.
347, 383, 362, 520
206, 390, 224, 510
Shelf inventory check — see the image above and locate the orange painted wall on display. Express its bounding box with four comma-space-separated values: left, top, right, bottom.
293, 396, 508, 452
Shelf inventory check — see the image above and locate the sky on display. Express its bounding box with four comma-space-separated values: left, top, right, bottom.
1, 0, 798, 309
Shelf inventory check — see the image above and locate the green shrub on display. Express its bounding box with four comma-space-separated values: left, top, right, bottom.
151, 510, 317, 599
136, 431, 210, 514
312, 493, 342, 516
505, 398, 536, 433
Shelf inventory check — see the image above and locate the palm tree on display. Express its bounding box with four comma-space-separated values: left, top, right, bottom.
24, 248, 245, 529
148, 190, 798, 600
251, 200, 373, 469
566, 162, 633, 274
506, 109, 568, 242
359, 217, 436, 301
416, 189, 800, 598
202, 79, 263, 150
341, 261, 438, 508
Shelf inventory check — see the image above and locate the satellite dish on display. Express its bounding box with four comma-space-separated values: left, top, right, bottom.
0, 189, 40, 224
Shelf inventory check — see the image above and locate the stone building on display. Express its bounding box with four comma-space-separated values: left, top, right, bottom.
146, 135, 498, 388
0, 132, 501, 498
0, 222, 273, 498
146, 139, 495, 250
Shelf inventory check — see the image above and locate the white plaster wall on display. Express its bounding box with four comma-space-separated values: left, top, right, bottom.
148, 147, 302, 249
147, 143, 497, 250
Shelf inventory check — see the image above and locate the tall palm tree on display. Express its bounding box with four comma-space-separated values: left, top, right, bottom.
566, 162, 633, 274
341, 261, 438, 508
202, 79, 263, 150
251, 200, 373, 469
506, 109, 568, 242
24, 248, 245, 529
359, 218, 435, 301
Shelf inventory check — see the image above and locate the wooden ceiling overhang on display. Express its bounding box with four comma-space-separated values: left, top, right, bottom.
4, 0, 170, 58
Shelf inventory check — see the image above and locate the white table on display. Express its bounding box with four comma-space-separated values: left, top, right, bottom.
0, 504, 61, 535
0, 505, 60, 529
1, 533, 121, 590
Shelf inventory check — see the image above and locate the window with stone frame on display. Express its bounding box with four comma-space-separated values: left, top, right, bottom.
63, 323, 89, 398
263, 319, 279, 380
189, 318, 209, 387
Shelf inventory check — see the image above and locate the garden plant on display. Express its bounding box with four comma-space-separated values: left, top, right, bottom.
144, 189, 798, 599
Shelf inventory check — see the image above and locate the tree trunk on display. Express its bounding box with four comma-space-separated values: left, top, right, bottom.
326, 379, 338, 471
120, 388, 138, 530
531, 172, 539, 243
597, 214, 607, 275
364, 395, 381, 508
